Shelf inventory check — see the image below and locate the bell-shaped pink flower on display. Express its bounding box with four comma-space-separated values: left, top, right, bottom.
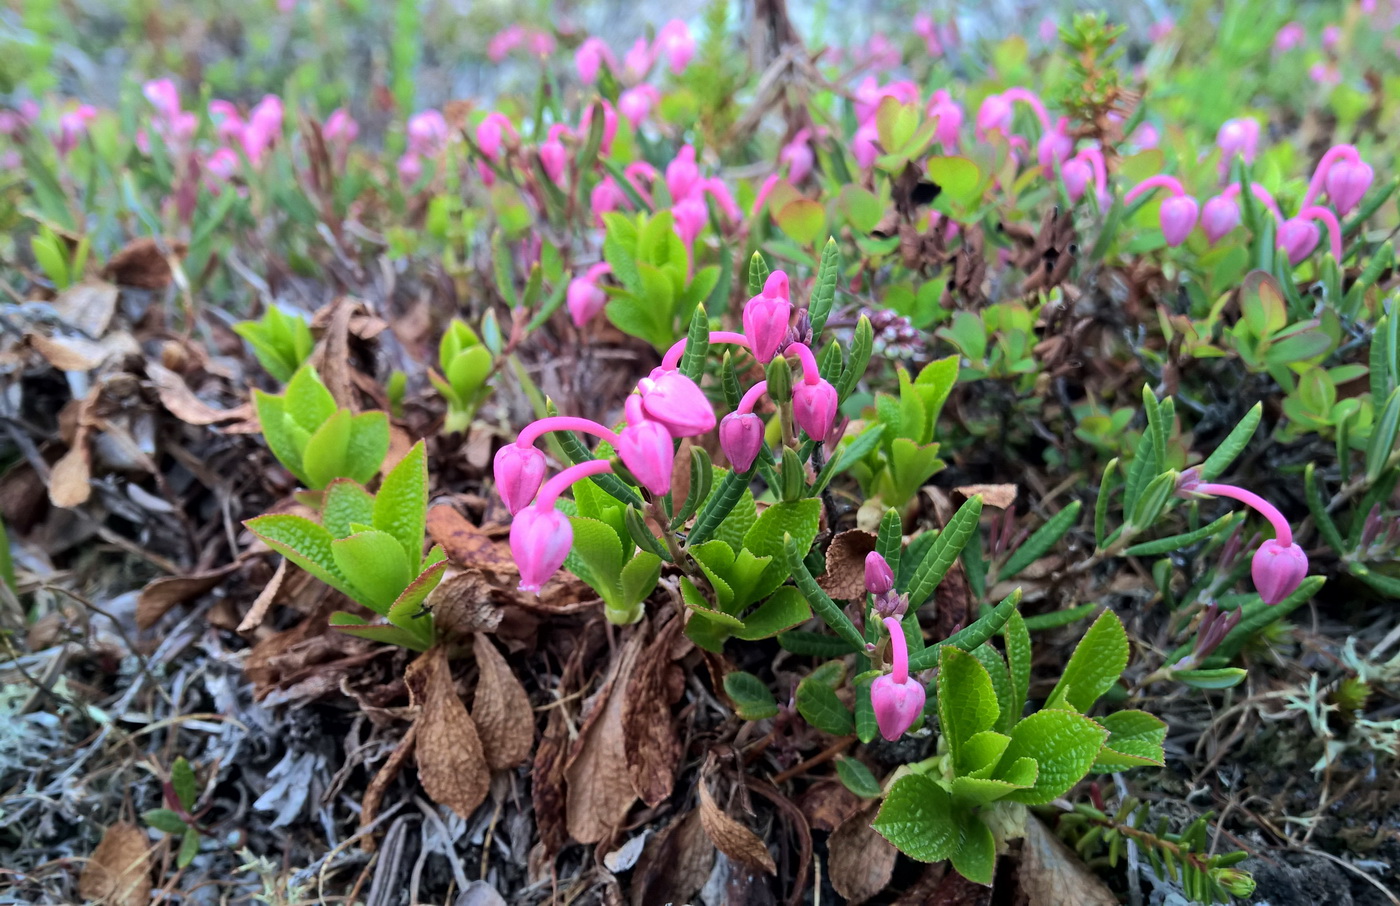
976, 94, 1013, 138
666, 145, 700, 203
1201, 195, 1241, 244
617, 420, 675, 496
719, 412, 765, 472
1062, 158, 1091, 201
865, 552, 894, 595
623, 36, 654, 81
1322, 25, 1341, 51
324, 108, 359, 146
1159, 195, 1199, 246
204, 147, 240, 185
1274, 22, 1305, 53
591, 177, 627, 224
703, 178, 741, 223
792, 379, 839, 441
871, 673, 925, 741
1252, 539, 1309, 605
576, 37, 612, 84
927, 90, 963, 150
657, 20, 696, 75
567, 276, 607, 327
1279, 217, 1321, 264
475, 113, 512, 161
397, 152, 423, 188
618, 85, 657, 128
639, 370, 715, 437
1325, 159, 1373, 216
779, 128, 814, 183
1037, 117, 1073, 173
143, 78, 182, 120
1217, 118, 1259, 165
853, 122, 880, 169
539, 134, 568, 184
742, 277, 793, 364
510, 505, 573, 593
55, 106, 97, 157
672, 197, 708, 245
494, 443, 549, 515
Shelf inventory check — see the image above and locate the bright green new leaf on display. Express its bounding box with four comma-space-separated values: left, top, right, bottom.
332, 530, 411, 612
733, 586, 811, 640
171, 756, 197, 811
938, 646, 999, 760
1048, 610, 1129, 713
372, 441, 428, 573
949, 814, 997, 885
301, 408, 352, 488
1093, 709, 1167, 772
246, 514, 356, 600
343, 412, 390, 485
997, 709, 1109, 805
284, 365, 337, 433
321, 479, 375, 540
873, 774, 960, 862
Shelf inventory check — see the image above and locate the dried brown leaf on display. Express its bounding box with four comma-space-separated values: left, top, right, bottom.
137, 562, 240, 629
621, 616, 685, 807
829, 806, 897, 904
26, 332, 109, 372
890, 863, 947, 906
532, 702, 570, 855
931, 867, 993, 905
630, 810, 715, 906
102, 237, 184, 289
565, 631, 643, 844
237, 558, 287, 632
819, 530, 877, 600
146, 363, 242, 425
78, 822, 152, 906
470, 633, 533, 771
360, 722, 418, 845
955, 483, 1018, 509
425, 568, 504, 639
405, 646, 490, 819
50, 279, 118, 336
698, 781, 776, 875
310, 298, 357, 409
1019, 814, 1117, 906
49, 430, 92, 508
427, 505, 517, 574
796, 780, 862, 832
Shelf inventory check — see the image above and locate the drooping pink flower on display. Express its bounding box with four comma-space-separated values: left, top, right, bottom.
672, 196, 708, 245
793, 378, 839, 441
623, 36, 654, 81
871, 616, 925, 741
1038, 17, 1059, 44
1322, 25, 1341, 51
241, 95, 284, 164
204, 147, 241, 184
742, 273, 793, 364
527, 30, 556, 57
926, 91, 963, 150
657, 19, 696, 74
1159, 195, 1200, 246
579, 101, 617, 154
638, 369, 715, 437
916, 14, 944, 54
591, 177, 627, 224
324, 108, 359, 146
779, 128, 814, 183
409, 109, 449, 157
1325, 158, 1374, 216
1216, 118, 1260, 168
1274, 21, 1305, 52
398, 152, 423, 188
539, 124, 570, 183
510, 505, 574, 593
576, 37, 616, 84
617, 402, 676, 495
1062, 158, 1092, 201
494, 443, 549, 514
1309, 62, 1341, 85
618, 85, 658, 128
1201, 195, 1241, 244
719, 411, 765, 472
488, 25, 526, 62
975, 94, 1014, 138
567, 262, 611, 327
1037, 117, 1073, 174
143, 78, 182, 120
1253, 539, 1309, 605
666, 144, 701, 202
853, 122, 880, 169
54, 105, 97, 157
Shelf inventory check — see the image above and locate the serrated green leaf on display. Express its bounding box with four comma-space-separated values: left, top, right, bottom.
284, 365, 336, 433
321, 479, 375, 540
809, 238, 840, 335
253, 391, 308, 484
570, 515, 626, 600
1002, 612, 1031, 733
938, 646, 998, 760
372, 441, 428, 574
873, 774, 959, 862
835, 755, 882, 798
734, 586, 811, 640
246, 514, 356, 599
744, 498, 822, 595
999, 501, 1081, 579
386, 559, 447, 631
332, 530, 410, 612
1093, 709, 1167, 771
619, 551, 662, 606
998, 709, 1108, 805
724, 670, 778, 720
1048, 610, 1129, 713
960, 730, 1012, 778
344, 411, 390, 485
949, 814, 997, 884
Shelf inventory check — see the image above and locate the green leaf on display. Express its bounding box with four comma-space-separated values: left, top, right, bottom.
672, 447, 714, 529
836, 755, 883, 798
1122, 511, 1239, 557
724, 671, 779, 721
809, 238, 840, 335
284, 365, 336, 433
937, 646, 999, 759
301, 408, 352, 488
1093, 710, 1167, 771
1127, 470, 1178, 532
253, 391, 308, 484
949, 814, 997, 885
386, 559, 448, 636
1022, 604, 1098, 632
907, 496, 982, 607
1002, 612, 1031, 733
998, 710, 1109, 805
344, 412, 390, 485
743, 498, 822, 590
747, 251, 771, 297
688, 467, 754, 548
246, 514, 356, 599
1174, 667, 1248, 689
1048, 611, 1129, 713
143, 808, 188, 835
171, 756, 197, 811
372, 441, 428, 574
332, 530, 411, 612
777, 631, 859, 657
785, 534, 867, 651
1199, 403, 1261, 481
875, 508, 903, 579
999, 501, 1081, 579
1304, 464, 1346, 554
1094, 458, 1118, 547
909, 588, 1022, 671
619, 551, 662, 606
837, 315, 874, 402
569, 516, 626, 600
734, 586, 812, 640
925, 157, 982, 208
321, 479, 375, 540
796, 672, 855, 735
178, 826, 201, 868
776, 198, 826, 244
329, 612, 432, 650
679, 303, 710, 383
873, 774, 960, 862
1210, 575, 1324, 661
1366, 387, 1400, 484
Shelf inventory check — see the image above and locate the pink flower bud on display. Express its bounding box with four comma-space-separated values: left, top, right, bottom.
672, 197, 708, 245
1037, 118, 1073, 173
719, 412, 765, 471
792, 379, 839, 441
143, 78, 182, 120
1252, 539, 1309, 605
1201, 195, 1241, 244
55, 105, 97, 157
567, 276, 608, 327
865, 552, 894, 595
397, 152, 423, 188
527, 30, 556, 57
510, 505, 573, 594
639, 370, 715, 437
976, 94, 1013, 139
657, 20, 696, 75
763, 271, 790, 301
1159, 195, 1199, 246
1322, 25, 1341, 51
618, 85, 656, 128
779, 128, 814, 183
853, 122, 880, 169
205, 147, 240, 184
1274, 22, 1305, 53
666, 145, 700, 203
742, 284, 793, 364
494, 443, 548, 514
1325, 159, 1373, 216
703, 178, 741, 223
487, 25, 524, 62
1217, 118, 1259, 165
324, 108, 359, 146
871, 673, 925, 741
624, 36, 654, 81
539, 138, 568, 183
1279, 217, 1321, 264
927, 92, 963, 150
591, 177, 626, 224
1149, 17, 1175, 42
1062, 158, 1091, 201
475, 113, 510, 161
617, 420, 675, 496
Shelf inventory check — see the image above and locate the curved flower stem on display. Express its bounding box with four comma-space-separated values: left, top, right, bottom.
1125, 174, 1187, 203
1300, 144, 1361, 210
1002, 87, 1051, 129
1079, 146, 1108, 204
883, 616, 909, 683
536, 459, 615, 509
517, 416, 619, 449
1298, 205, 1344, 262
1222, 182, 1285, 223
1194, 481, 1293, 546
660, 330, 750, 371
738, 380, 769, 414
787, 342, 821, 385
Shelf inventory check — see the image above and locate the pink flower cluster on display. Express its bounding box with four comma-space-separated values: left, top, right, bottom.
575, 20, 695, 86
499, 270, 840, 593
488, 24, 556, 62
850, 79, 962, 170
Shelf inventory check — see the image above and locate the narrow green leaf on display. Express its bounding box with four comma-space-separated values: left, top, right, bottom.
777, 631, 859, 657
1094, 458, 1117, 548
1127, 471, 1178, 532
908, 589, 1021, 672
785, 533, 867, 651
1123, 511, 1239, 557
999, 501, 1081, 579
809, 238, 840, 335
875, 508, 903, 580
679, 303, 710, 382
177, 826, 201, 868
557, 430, 644, 508
1174, 667, 1247, 689
747, 251, 770, 298
837, 315, 874, 401
1002, 612, 1031, 732
1365, 387, 1400, 484
1022, 604, 1098, 632
1199, 403, 1261, 481
907, 496, 982, 607
171, 756, 197, 811
1304, 464, 1345, 554
143, 808, 188, 835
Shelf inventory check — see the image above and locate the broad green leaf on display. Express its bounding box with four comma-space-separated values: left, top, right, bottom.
246, 514, 356, 599
1048, 610, 1129, 713
321, 479, 375, 540
734, 586, 811, 640
949, 814, 997, 885
570, 516, 626, 600
925, 157, 982, 208
743, 498, 822, 595
619, 551, 662, 605
332, 530, 411, 612
907, 496, 982, 607
960, 730, 1012, 778
1092, 709, 1167, 772
301, 408, 352, 488
776, 198, 826, 244
284, 365, 336, 433
938, 646, 999, 759
344, 411, 390, 485
724, 671, 778, 721
447, 345, 492, 396
999, 501, 1081, 579
253, 391, 308, 484
386, 559, 448, 632
971, 644, 1013, 737
835, 755, 882, 798
171, 757, 197, 811
796, 672, 855, 735
998, 710, 1109, 805
372, 441, 428, 573
143, 808, 187, 835
873, 774, 960, 862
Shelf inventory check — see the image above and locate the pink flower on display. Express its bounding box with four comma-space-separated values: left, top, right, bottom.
792, 379, 839, 441
976, 94, 1013, 138
591, 177, 627, 224
241, 95, 284, 164
657, 20, 696, 75
1062, 158, 1092, 201
1217, 118, 1259, 166
576, 37, 615, 84
494, 443, 549, 514
1252, 539, 1309, 605
509, 505, 573, 593
617, 418, 676, 496
55, 105, 97, 157
624, 37, 654, 81
142, 78, 182, 120
927, 91, 963, 150
1130, 122, 1159, 149
209, 100, 245, 145
567, 263, 611, 327
638, 370, 715, 437
672, 197, 708, 245
1274, 21, 1305, 53
719, 412, 764, 472
539, 124, 570, 183
618, 85, 658, 128
1159, 195, 1199, 246
1322, 25, 1341, 51
853, 122, 880, 169
1201, 195, 1241, 244
1325, 159, 1374, 216
324, 108, 359, 146
409, 109, 449, 157
779, 128, 814, 183
916, 14, 944, 54
1278, 217, 1321, 264
702, 178, 741, 223
1039, 17, 1058, 44
527, 30, 556, 57
1037, 117, 1073, 173
205, 147, 241, 183
865, 552, 894, 595
1309, 62, 1341, 85
855, 79, 920, 125
871, 616, 925, 741
397, 152, 423, 188
742, 272, 793, 364
488, 25, 526, 62
666, 144, 700, 201
1149, 17, 1175, 42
